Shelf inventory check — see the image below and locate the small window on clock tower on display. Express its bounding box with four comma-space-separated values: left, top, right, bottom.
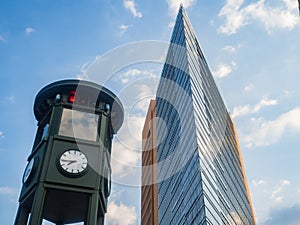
59, 108, 99, 141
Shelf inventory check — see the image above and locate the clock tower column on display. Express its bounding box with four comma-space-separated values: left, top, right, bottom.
14, 79, 124, 225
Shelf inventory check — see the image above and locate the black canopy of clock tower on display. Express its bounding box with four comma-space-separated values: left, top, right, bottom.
14, 79, 124, 225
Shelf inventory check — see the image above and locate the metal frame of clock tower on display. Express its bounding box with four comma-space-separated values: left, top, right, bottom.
14, 79, 124, 225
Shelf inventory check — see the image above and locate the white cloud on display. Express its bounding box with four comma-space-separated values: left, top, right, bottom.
213, 64, 232, 78
110, 113, 145, 178
116, 114, 145, 149
109, 189, 125, 200
119, 24, 130, 36
213, 61, 236, 78
271, 180, 291, 203
274, 196, 283, 203
123, 0, 142, 18
119, 69, 142, 84
118, 69, 157, 84
244, 83, 254, 92
251, 178, 298, 223
105, 201, 137, 225
218, 0, 247, 35
0, 131, 4, 138
222, 45, 236, 53
168, 21, 175, 29
166, 0, 197, 17
232, 97, 278, 118
218, 0, 299, 35
283, 89, 295, 97
25, 26, 35, 35
111, 139, 140, 178
244, 107, 300, 147
120, 24, 129, 30
108, 73, 158, 183
283, 0, 297, 11
252, 179, 266, 187
263, 203, 300, 225
76, 62, 90, 80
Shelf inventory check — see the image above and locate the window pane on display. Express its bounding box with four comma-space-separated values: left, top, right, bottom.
59, 108, 99, 141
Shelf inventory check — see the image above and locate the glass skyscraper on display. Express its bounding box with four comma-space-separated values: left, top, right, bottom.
154, 5, 256, 225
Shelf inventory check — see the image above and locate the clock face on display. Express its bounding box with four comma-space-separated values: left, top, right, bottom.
23, 158, 35, 184
59, 150, 88, 175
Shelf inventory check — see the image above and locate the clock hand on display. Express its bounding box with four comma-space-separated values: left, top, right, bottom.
67, 160, 77, 165
61, 159, 74, 162
61, 159, 77, 165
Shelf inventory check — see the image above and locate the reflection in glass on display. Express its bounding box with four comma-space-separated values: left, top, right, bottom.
42, 124, 49, 139
59, 108, 99, 141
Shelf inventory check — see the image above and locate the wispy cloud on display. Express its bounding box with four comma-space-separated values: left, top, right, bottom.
76, 62, 90, 80
110, 77, 158, 182
213, 61, 236, 78
251, 178, 298, 223
119, 24, 131, 36
263, 203, 300, 225
222, 45, 237, 53
232, 97, 278, 118
0, 35, 5, 42
166, 0, 197, 17
0, 186, 18, 195
283, 89, 295, 97
244, 107, 300, 147
25, 26, 35, 35
120, 69, 142, 84
0, 96, 15, 104
272, 180, 291, 203
244, 83, 254, 92
117, 69, 157, 84
111, 139, 141, 178
123, 0, 142, 18
106, 201, 137, 225
0, 131, 4, 138
218, 0, 299, 35
6, 96, 15, 103
252, 179, 266, 187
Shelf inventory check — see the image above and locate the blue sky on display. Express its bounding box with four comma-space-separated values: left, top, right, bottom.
0, 0, 300, 224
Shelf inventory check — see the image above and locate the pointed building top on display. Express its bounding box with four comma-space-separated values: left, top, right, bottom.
169, 2, 195, 47
179, 2, 184, 13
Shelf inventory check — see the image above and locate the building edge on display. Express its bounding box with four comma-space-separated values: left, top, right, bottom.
141, 100, 159, 225
230, 114, 257, 225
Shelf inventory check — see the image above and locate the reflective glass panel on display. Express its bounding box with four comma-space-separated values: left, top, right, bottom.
59, 108, 99, 141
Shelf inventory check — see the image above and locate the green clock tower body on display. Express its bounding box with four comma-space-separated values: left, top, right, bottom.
14, 79, 124, 225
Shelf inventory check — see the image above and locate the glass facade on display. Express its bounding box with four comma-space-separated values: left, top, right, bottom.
155, 6, 256, 225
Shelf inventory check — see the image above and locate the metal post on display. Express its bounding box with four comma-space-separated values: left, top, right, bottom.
14, 206, 30, 225
27, 184, 46, 225
85, 191, 100, 225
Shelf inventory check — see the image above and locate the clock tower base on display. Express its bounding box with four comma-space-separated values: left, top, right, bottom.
14, 182, 105, 225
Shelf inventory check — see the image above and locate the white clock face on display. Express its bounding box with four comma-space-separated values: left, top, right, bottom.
59, 150, 88, 175
23, 158, 35, 184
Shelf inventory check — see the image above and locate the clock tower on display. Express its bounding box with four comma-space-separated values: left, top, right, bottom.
14, 79, 124, 225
